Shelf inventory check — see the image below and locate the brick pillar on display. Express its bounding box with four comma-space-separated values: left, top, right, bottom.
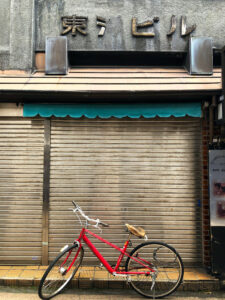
202, 106, 220, 267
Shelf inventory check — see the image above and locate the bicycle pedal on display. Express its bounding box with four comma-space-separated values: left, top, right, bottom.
99, 263, 104, 269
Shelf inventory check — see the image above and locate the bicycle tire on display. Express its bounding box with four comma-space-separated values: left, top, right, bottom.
38, 244, 84, 300
125, 241, 184, 299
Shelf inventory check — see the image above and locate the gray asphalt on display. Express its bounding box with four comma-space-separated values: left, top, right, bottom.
0, 287, 225, 300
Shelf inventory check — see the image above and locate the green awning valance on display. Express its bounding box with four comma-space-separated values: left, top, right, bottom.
23, 102, 201, 118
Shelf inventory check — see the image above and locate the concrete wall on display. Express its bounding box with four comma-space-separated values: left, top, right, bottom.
0, 0, 35, 70
36, 0, 225, 52
0, 0, 225, 70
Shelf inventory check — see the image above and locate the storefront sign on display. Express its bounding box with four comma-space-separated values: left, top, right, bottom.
61, 14, 196, 38
36, 0, 225, 52
209, 150, 225, 226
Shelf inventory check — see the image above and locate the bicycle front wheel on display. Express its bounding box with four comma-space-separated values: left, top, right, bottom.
125, 241, 184, 299
38, 244, 84, 300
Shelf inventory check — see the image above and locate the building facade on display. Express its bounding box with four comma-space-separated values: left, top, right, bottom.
0, 0, 224, 269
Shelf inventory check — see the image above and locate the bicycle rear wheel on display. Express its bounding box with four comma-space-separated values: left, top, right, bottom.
38, 244, 84, 300
125, 241, 184, 299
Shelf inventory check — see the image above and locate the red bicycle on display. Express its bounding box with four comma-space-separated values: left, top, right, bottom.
38, 201, 184, 299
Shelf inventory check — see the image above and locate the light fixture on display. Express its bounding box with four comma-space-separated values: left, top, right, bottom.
216, 95, 225, 124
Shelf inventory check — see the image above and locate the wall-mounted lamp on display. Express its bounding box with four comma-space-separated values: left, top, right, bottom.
45, 36, 68, 75
216, 95, 225, 124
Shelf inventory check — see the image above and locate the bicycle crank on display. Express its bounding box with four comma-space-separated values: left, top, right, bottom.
59, 267, 67, 275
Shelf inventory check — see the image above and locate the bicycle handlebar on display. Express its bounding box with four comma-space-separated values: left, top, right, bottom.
72, 201, 79, 209
72, 201, 109, 228
99, 221, 109, 228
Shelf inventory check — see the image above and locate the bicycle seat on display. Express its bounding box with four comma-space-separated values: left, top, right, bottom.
125, 224, 146, 238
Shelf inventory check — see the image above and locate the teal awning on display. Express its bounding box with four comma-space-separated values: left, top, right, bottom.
23, 102, 201, 118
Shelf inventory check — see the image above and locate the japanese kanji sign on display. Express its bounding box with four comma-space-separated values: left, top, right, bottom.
61, 15, 88, 36
61, 14, 196, 38
37, 0, 225, 52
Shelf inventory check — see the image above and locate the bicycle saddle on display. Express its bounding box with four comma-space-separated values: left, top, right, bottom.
125, 223, 146, 238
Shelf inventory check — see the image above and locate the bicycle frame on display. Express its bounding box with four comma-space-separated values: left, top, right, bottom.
63, 228, 155, 277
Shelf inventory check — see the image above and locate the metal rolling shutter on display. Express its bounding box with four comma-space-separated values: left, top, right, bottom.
49, 118, 202, 265
0, 118, 44, 264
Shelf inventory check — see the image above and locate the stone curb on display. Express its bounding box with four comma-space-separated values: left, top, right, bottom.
0, 277, 221, 291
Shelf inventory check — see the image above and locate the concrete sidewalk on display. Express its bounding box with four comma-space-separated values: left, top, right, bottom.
0, 266, 220, 292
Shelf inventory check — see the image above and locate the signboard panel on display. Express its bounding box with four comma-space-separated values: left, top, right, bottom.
36, 0, 225, 52
209, 150, 225, 227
